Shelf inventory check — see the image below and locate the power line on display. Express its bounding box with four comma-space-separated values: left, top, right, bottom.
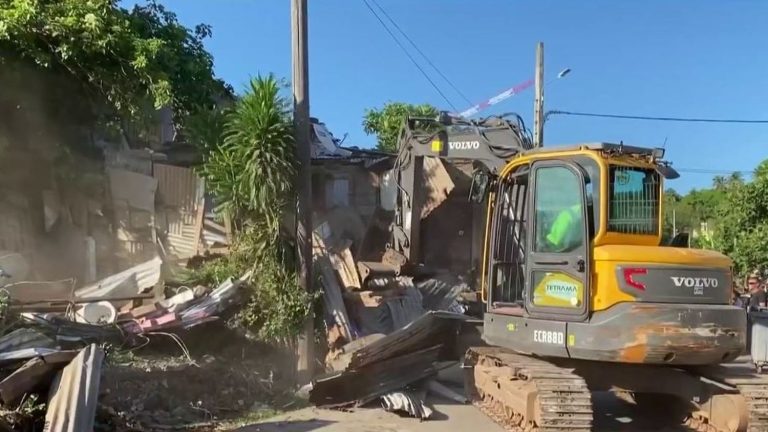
547, 110, 768, 124
676, 168, 753, 175
360, 0, 458, 111
368, 0, 473, 106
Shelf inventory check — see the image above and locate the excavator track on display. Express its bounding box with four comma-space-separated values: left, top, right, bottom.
464, 347, 593, 432
688, 365, 768, 432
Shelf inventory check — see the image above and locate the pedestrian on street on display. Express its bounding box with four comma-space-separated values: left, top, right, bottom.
733, 282, 747, 308
747, 273, 767, 310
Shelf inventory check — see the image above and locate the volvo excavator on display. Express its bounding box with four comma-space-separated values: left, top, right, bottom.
382, 112, 768, 432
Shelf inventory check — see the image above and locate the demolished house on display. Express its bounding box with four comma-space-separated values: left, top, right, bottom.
0, 109, 409, 428
307, 124, 486, 419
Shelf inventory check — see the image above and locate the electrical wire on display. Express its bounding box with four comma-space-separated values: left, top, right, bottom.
367, 0, 473, 106
547, 110, 768, 124
676, 168, 753, 175
360, 0, 459, 111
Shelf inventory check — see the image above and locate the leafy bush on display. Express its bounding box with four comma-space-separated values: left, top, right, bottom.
188, 75, 314, 340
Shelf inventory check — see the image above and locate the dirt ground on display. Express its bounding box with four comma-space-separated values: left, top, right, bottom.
97, 323, 301, 432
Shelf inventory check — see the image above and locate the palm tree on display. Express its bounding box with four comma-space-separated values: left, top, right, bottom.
712, 175, 727, 190
728, 172, 744, 185
199, 75, 296, 238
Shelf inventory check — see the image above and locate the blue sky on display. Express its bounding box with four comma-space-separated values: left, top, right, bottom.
133, 0, 768, 192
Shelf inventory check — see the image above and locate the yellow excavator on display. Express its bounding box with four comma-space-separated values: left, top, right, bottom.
384, 112, 766, 432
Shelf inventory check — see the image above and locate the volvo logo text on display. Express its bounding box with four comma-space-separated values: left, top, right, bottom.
670, 277, 719, 288
448, 141, 480, 150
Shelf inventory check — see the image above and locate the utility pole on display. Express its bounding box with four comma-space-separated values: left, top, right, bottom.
533, 42, 544, 148
672, 209, 677, 236
291, 0, 314, 385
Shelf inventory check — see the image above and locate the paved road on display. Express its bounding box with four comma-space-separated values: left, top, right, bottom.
235, 391, 691, 432
235, 360, 762, 432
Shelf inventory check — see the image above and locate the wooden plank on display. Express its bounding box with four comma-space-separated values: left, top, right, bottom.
329, 247, 361, 291
343, 287, 406, 308
313, 233, 353, 342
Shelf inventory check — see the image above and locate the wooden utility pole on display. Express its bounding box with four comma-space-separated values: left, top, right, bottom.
533, 42, 544, 148
291, 0, 314, 385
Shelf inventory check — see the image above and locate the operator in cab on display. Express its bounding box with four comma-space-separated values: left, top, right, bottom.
542, 167, 595, 253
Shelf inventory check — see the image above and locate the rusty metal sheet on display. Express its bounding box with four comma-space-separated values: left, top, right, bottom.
43, 344, 104, 432
420, 157, 454, 219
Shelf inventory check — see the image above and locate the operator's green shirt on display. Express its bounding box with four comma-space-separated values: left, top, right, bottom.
545, 204, 582, 252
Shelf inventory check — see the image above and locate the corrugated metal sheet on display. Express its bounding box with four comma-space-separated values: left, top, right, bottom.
0, 328, 57, 353
416, 276, 468, 313
387, 283, 425, 330
381, 388, 433, 419
154, 164, 200, 210
154, 164, 205, 260
43, 344, 104, 432
74, 255, 162, 299
309, 345, 445, 407
347, 311, 466, 370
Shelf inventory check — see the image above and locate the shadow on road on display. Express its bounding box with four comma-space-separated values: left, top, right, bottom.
233, 419, 336, 432
592, 392, 697, 432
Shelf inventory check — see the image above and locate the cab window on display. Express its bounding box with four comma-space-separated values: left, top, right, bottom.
534, 166, 585, 253
607, 166, 660, 235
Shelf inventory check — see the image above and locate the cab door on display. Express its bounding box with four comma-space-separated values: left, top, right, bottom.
525, 160, 590, 321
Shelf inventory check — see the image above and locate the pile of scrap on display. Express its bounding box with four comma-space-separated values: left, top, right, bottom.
0, 325, 105, 431
0, 264, 255, 430
310, 219, 472, 419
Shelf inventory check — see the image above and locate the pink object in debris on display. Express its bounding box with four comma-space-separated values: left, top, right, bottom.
137, 312, 179, 332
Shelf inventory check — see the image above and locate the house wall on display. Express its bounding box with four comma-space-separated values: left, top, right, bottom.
312, 164, 380, 224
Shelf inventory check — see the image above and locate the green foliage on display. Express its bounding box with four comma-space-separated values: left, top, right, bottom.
362, 102, 439, 152
0, 0, 229, 119
184, 104, 228, 155
184, 224, 315, 341
190, 75, 313, 340
199, 75, 296, 239
710, 161, 768, 277
662, 186, 728, 241
665, 159, 768, 278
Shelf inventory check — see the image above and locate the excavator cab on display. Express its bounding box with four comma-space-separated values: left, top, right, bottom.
479, 144, 746, 365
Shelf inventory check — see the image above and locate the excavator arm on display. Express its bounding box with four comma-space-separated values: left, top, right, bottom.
388, 112, 532, 267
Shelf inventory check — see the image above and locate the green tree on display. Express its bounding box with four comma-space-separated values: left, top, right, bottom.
662, 188, 695, 241
711, 160, 768, 277
362, 102, 439, 152
0, 0, 229, 122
